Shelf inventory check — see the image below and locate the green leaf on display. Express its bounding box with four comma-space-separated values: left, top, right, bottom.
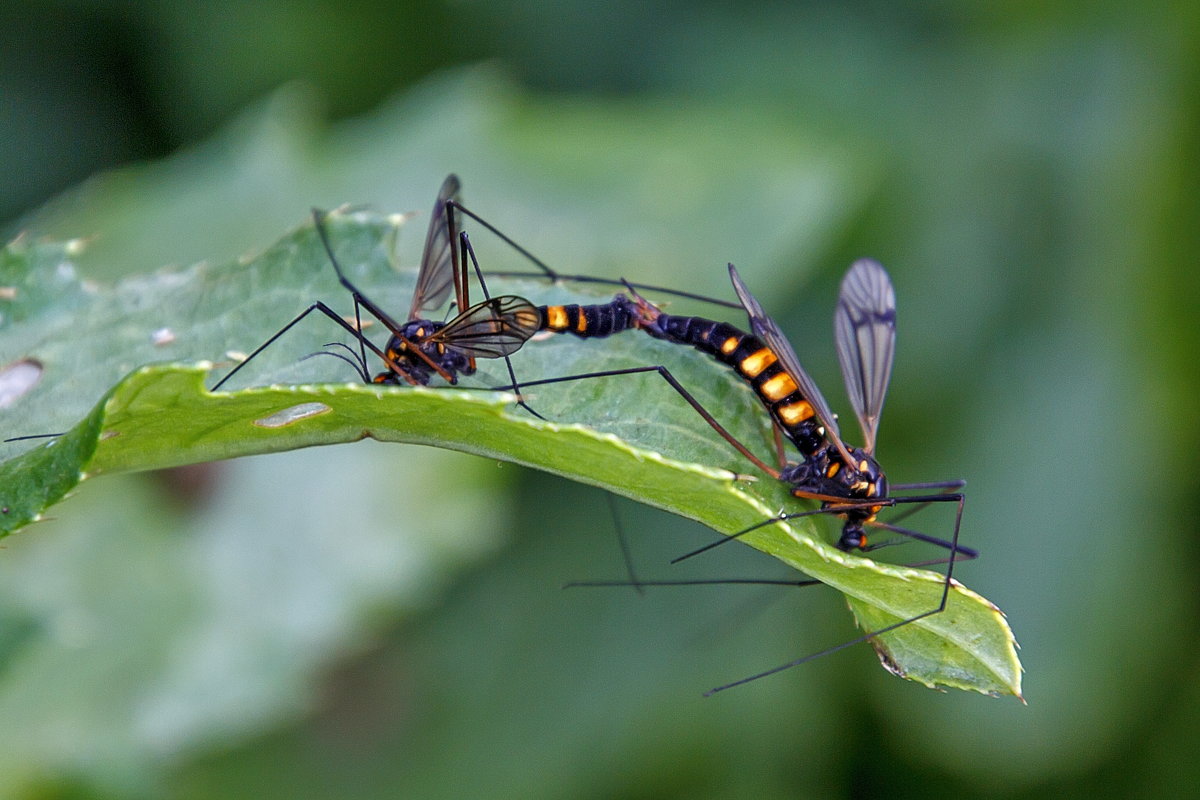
1, 212, 1021, 697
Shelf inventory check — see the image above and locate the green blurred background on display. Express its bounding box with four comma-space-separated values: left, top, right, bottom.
2, 1, 1198, 797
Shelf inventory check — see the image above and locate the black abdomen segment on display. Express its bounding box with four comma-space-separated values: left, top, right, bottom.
538, 299, 633, 339
653, 315, 826, 456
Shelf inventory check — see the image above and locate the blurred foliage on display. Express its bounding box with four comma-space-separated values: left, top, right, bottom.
1, 1, 1198, 798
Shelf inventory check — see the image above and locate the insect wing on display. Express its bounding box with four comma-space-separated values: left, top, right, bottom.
407, 174, 463, 320
834, 258, 895, 455
727, 264, 844, 445
429, 295, 540, 359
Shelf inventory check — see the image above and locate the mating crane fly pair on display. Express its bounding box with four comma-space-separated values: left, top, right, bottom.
210, 175, 971, 693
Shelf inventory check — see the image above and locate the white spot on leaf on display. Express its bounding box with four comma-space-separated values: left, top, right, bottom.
254, 402, 332, 428
0, 359, 43, 408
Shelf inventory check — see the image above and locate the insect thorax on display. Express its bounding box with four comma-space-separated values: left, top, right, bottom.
375, 319, 473, 386
782, 446, 887, 504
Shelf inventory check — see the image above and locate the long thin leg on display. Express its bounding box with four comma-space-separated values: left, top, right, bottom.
211, 301, 386, 390
311, 209, 408, 334
890, 480, 966, 491
566, 576, 823, 589
866, 520, 979, 561
457, 231, 545, 420
880, 480, 965, 527
669, 505, 871, 563
604, 494, 643, 594
446, 193, 470, 318
565, 533, 975, 590
674, 492, 968, 563
313, 210, 429, 384
456, 229, 478, 374
566, 544, 975, 592
863, 494, 973, 555
771, 423, 787, 472
704, 491, 965, 695
492, 366, 781, 478
211, 298, 434, 390
349, 290, 370, 385
304, 341, 371, 382
4, 432, 64, 443
448, 201, 742, 310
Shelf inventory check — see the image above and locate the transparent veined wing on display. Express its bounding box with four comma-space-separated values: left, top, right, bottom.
407, 174, 463, 320
427, 295, 541, 359
834, 258, 895, 455
727, 264, 854, 464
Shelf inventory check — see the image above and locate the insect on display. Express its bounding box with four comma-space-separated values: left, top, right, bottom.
212, 176, 733, 405
564, 260, 972, 693
7, 182, 530, 440
211, 176, 547, 397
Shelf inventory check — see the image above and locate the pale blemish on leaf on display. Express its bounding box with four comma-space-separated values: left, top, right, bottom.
0, 359, 43, 408
253, 402, 333, 428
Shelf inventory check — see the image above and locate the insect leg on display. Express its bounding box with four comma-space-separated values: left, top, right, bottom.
3, 432, 64, 443
456, 231, 545, 420
211, 301, 386, 390
448, 200, 741, 309
889, 479, 966, 491
492, 365, 781, 478
212, 300, 427, 390
703, 491, 965, 695
311, 209, 408, 335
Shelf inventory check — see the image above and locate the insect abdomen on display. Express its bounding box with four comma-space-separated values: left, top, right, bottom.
538, 299, 634, 338
655, 315, 826, 456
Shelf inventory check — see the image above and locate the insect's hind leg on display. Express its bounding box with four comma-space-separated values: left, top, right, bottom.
448, 200, 741, 310
490, 364, 781, 478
